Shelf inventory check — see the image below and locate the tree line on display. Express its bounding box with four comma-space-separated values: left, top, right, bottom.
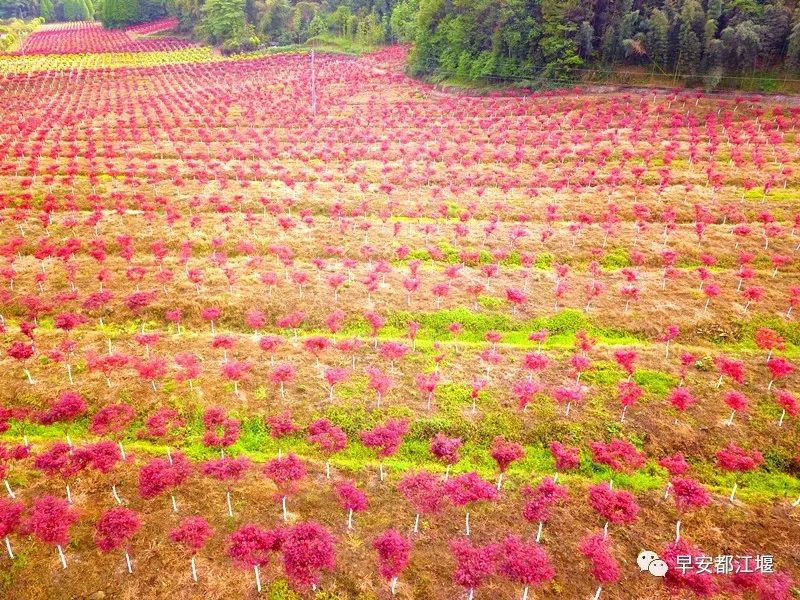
403, 0, 800, 84
6, 0, 800, 84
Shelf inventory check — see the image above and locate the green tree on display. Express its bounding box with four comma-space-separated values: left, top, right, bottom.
389, 0, 417, 43
676, 26, 700, 74
306, 12, 326, 38
707, 0, 723, 22
787, 21, 800, 71
327, 4, 352, 37
759, 4, 790, 65
577, 20, 593, 59
720, 21, 761, 72
39, 0, 55, 20
647, 8, 669, 67
292, 1, 319, 41
540, 0, 583, 80
254, 0, 290, 41
101, 0, 139, 27
198, 0, 245, 43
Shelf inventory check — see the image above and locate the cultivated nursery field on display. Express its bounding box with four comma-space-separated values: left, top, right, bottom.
1, 22, 800, 600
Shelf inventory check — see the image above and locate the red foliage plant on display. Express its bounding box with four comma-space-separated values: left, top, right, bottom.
34, 441, 86, 480
24, 495, 79, 548
498, 535, 555, 596
549, 441, 580, 471
397, 470, 445, 532
266, 411, 299, 440
716, 442, 764, 473
264, 454, 307, 521
520, 476, 568, 523
202, 407, 241, 449
587, 482, 640, 525
578, 531, 620, 587
449, 538, 499, 598
94, 506, 140, 552
89, 403, 135, 436
281, 522, 336, 590
0, 497, 24, 551
589, 439, 645, 472
430, 433, 462, 478
443, 472, 497, 536
360, 419, 408, 478
373, 529, 411, 591
228, 524, 284, 568
661, 539, 718, 597
489, 436, 525, 473
77, 440, 123, 474
658, 453, 689, 476
201, 456, 251, 485
335, 481, 368, 528
37, 391, 86, 425
169, 516, 213, 554
670, 477, 711, 511
668, 387, 698, 413
138, 451, 191, 500
306, 418, 348, 468
489, 436, 525, 489
137, 407, 184, 439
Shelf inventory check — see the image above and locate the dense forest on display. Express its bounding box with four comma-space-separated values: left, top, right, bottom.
4, 0, 800, 82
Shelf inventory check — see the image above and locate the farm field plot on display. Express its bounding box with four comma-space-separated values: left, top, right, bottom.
13, 20, 193, 55
0, 30, 799, 600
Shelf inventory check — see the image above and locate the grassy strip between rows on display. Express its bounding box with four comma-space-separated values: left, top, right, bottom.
18, 307, 800, 356
2, 411, 798, 505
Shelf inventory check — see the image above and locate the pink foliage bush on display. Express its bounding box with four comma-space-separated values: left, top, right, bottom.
137, 407, 184, 439
373, 529, 411, 582
38, 391, 86, 425
587, 483, 640, 525
25, 495, 78, 547
670, 477, 711, 511
578, 531, 620, 585
449, 538, 498, 593
306, 419, 347, 454
397, 471, 445, 515
498, 535, 555, 589
228, 524, 284, 568
263, 454, 306, 494
266, 411, 299, 439
170, 516, 213, 554
716, 442, 764, 473
430, 433, 462, 466
443, 472, 497, 507
200, 456, 251, 484
95, 507, 140, 552
489, 437, 525, 473
549, 441, 580, 471
360, 419, 408, 458
281, 522, 336, 589
661, 539, 718, 596
138, 451, 191, 499
0, 497, 24, 539
520, 477, 568, 523
202, 407, 241, 449
335, 481, 369, 512
89, 403, 135, 436
589, 439, 645, 472
658, 453, 689, 476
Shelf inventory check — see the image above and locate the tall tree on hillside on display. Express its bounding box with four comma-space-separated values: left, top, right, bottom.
787, 13, 800, 71
199, 0, 246, 43
761, 4, 791, 65
101, 0, 138, 27
676, 1, 704, 74
647, 8, 670, 68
